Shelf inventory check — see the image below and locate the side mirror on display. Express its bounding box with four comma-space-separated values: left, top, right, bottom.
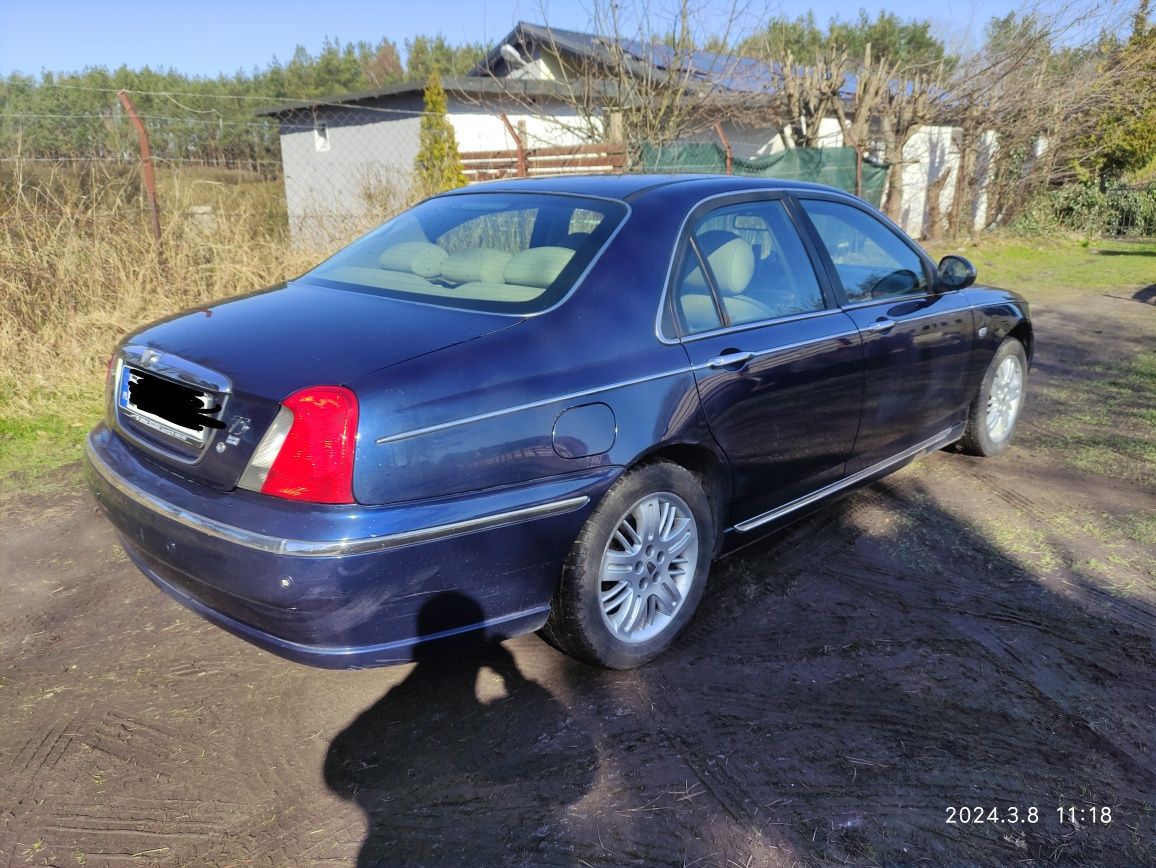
937, 255, 977, 291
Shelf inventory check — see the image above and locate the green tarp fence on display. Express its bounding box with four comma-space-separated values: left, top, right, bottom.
637, 144, 888, 207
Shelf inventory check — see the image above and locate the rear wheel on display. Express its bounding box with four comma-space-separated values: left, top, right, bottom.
540, 461, 715, 669
958, 338, 1027, 457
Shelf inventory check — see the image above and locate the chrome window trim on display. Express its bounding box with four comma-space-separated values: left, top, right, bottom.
654, 190, 834, 345
838, 288, 963, 311
86, 436, 589, 558
674, 307, 850, 345
528, 196, 633, 318
732, 424, 963, 533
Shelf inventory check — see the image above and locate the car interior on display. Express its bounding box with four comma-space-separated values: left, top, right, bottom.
676, 204, 828, 334
314, 200, 611, 306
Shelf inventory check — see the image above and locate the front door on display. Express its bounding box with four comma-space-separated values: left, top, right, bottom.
796, 196, 974, 474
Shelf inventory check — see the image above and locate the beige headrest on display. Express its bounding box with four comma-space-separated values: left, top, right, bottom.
503, 246, 575, 289
442, 247, 513, 284
683, 232, 755, 295
378, 242, 448, 278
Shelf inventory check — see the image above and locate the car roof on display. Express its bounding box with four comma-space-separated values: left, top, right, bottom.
438, 173, 846, 203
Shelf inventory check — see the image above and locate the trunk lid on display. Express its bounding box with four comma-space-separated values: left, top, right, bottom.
112, 281, 520, 490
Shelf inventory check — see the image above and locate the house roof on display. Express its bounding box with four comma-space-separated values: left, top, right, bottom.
254, 75, 613, 117
255, 21, 861, 118
474, 21, 784, 94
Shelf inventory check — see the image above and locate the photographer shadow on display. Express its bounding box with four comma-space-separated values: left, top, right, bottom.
324, 592, 596, 867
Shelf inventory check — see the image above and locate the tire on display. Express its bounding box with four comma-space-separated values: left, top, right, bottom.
958, 338, 1028, 457
539, 460, 715, 669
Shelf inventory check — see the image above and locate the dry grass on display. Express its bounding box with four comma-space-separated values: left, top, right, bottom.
0, 164, 389, 491
0, 165, 331, 422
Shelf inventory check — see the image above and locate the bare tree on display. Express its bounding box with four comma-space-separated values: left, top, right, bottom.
830, 43, 896, 156
475, 0, 772, 150
877, 65, 945, 222
938, 0, 1137, 231
771, 49, 851, 148
475, 0, 1144, 238
761, 41, 944, 221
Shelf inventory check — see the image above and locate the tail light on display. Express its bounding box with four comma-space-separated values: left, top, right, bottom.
238, 386, 358, 504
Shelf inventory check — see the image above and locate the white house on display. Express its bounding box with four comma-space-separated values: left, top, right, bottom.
258, 77, 595, 245
259, 21, 991, 245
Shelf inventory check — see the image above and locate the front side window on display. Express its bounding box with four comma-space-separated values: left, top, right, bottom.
799, 199, 928, 303
303, 193, 626, 314
673, 199, 826, 335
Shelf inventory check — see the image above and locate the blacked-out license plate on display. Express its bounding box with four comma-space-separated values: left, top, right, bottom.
117, 365, 221, 445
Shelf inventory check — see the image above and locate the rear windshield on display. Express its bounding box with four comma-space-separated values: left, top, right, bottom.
301, 192, 627, 314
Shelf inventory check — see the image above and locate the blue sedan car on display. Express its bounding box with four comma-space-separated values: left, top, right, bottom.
85, 175, 1031, 669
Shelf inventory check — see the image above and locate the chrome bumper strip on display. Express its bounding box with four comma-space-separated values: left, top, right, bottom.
85, 436, 589, 558
733, 425, 963, 533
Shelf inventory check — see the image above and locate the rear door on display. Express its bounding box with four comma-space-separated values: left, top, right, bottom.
666, 195, 864, 526
795, 195, 975, 474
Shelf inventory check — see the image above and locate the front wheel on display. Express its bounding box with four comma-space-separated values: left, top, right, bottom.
958, 338, 1027, 457
539, 461, 715, 669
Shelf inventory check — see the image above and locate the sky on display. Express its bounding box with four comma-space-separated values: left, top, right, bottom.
0, 0, 1030, 79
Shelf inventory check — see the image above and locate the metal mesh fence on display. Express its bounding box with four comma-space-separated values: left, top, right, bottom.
639, 142, 887, 206
2, 88, 892, 252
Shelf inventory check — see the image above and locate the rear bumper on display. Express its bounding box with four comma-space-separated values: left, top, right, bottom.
85, 425, 614, 668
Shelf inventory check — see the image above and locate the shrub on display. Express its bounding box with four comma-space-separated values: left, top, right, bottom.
1011, 182, 1156, 237
412, 72, 468, 198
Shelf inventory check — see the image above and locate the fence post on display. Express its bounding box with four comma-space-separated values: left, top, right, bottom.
117, 90, 162, 243
713, 122, 733, 175
856, 149, 863, 198
499, 113, 527, 178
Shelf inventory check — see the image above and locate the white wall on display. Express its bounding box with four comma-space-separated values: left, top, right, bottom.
279, 109, 422, 247
894, 125, 996, 237
277, 97, 597, 246
447, 98, 595, 150
678, 117, 844, 159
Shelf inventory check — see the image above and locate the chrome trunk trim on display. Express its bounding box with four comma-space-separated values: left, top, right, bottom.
121, 344, 233, 395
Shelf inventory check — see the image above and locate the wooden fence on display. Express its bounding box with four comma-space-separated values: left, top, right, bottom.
460, 142, 627, 182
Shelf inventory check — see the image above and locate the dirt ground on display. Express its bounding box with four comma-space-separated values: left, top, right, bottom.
2, 289, 1154, 867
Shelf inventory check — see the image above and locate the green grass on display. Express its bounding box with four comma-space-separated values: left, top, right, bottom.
927, 234, 1156, 304
0, 412, 94, 500
1027, 350, 1156, 487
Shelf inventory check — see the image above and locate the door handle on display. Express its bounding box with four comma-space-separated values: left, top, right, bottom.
865, 318, 897, 333
706, 351, 755, 369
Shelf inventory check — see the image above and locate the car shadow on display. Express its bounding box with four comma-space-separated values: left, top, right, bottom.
323, 592, 597, 867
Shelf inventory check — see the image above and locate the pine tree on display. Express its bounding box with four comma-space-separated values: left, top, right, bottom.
413, 72, 468, 197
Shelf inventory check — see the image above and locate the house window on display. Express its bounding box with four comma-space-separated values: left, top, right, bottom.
314, 121, 330, 153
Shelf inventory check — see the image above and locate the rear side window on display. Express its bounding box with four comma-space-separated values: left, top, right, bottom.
799, 199, 928, 303
304, 193, 626, 314
673, 199, 825, 335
